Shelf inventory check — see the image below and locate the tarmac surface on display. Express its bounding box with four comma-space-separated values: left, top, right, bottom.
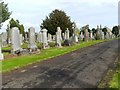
2, 40, 119, 88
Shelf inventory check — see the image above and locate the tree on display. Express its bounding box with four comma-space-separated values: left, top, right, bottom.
102, 27, 107, 36
112, 26, 119, 37
41, 9, 74, 36
91, 28, 96, 35
9, 18, 25, 34
0, 2, 11, 28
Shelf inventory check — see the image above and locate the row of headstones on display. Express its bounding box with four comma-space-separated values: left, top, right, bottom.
80, 25, 116, 42
0, 26, 70, 53
0, 25, 116, 60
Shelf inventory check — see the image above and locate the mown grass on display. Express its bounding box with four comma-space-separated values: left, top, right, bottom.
1, 40, 106, 73
109, 60, 120, 88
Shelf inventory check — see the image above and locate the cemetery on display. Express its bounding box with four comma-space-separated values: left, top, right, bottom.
0, 1, 120, 89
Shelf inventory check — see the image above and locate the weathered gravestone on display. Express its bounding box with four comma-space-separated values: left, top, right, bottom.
48, 33, 52, 42
56, 27, 62, 47
65, 28, 70, 40
0, 38, 4, 60
82, 25, 89, 41
19, 34, 23, 45
89, 30, 93, 40
80, 32, 84, 40
38, 32, 42, 43
24, 33, 28, 43
28, 27, 37, 51
7, 23, 11, 44
11, 27, 22, 54
62, 33, 65, 40
1, 32, 8, 47
41, 29, 49, 49
72, 27, 78, 43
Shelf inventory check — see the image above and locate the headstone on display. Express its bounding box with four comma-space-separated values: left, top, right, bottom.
101, 32, 105, 40
52, 35, 55, 41
65, 28, 69, 40
19, 34, 23, 45
7, 23, 11, 44
62, 33, 65, 40
84, 28, 89, 41
80, 32, 84, 40
24, 33, 28, 43
72, 27, 79, 43
48, 33, 52, 42
11, 27, 22, 53
1, 32, 7, 47
89, 31, 93, 40
41, 29, 48, 49
38, 32, 42, 43
0, 38, 4, 60
105, 32, 109, 39
96, 25, 101, 40
56, 27, 62, 47
28, 27, 37, 50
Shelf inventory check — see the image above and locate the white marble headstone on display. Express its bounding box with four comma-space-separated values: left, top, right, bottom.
11, 27, 21, 53
41, 29, 48, 49
65, 28, 69, 40
28, 27, 37, 50
56, 27, 62, 47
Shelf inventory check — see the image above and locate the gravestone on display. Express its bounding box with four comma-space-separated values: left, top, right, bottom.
62, 33, 65, 40
52, 35, 55, 41
41, 29, 49, 49
1, 32, 7, 47
56, 27, 62, 47
7, 23, 11, 44
0, 37, 4, 60
11, 27, 22, 54
65, 28, 69, 40
96, 25, 101, 40
48, 33, 52, 42
28, 27, 37, 51
38, 32, 42, 43
89, 31, 93, 40
24, 33, 28, 43
72, 27, 79, 43
19, 34, 23, 45
101, 32, 105, 40
105, 32, 109, 39
80, 32, 84, 40
82, 25, 89, 41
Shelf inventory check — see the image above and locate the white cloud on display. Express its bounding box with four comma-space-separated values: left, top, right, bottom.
1, 0, 118, 32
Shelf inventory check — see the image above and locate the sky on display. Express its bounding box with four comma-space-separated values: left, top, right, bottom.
0, 0, 119, 33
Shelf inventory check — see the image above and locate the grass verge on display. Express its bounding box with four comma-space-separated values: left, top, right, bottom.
109, 60, 120, 88
1, 40, 106, 73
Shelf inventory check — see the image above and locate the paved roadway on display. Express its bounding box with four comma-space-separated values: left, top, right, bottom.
2, 40, 119, 88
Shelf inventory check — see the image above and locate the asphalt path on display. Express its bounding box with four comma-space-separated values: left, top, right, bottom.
2, 39, 119, 88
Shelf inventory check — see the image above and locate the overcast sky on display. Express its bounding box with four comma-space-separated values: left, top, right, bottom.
1, 0, 119, 33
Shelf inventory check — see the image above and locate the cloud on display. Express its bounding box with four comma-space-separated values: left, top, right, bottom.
1, 0, 118, 33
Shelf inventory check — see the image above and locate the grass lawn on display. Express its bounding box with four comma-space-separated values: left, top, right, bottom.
109, 60, 120, 88
1, 40, 106, 73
